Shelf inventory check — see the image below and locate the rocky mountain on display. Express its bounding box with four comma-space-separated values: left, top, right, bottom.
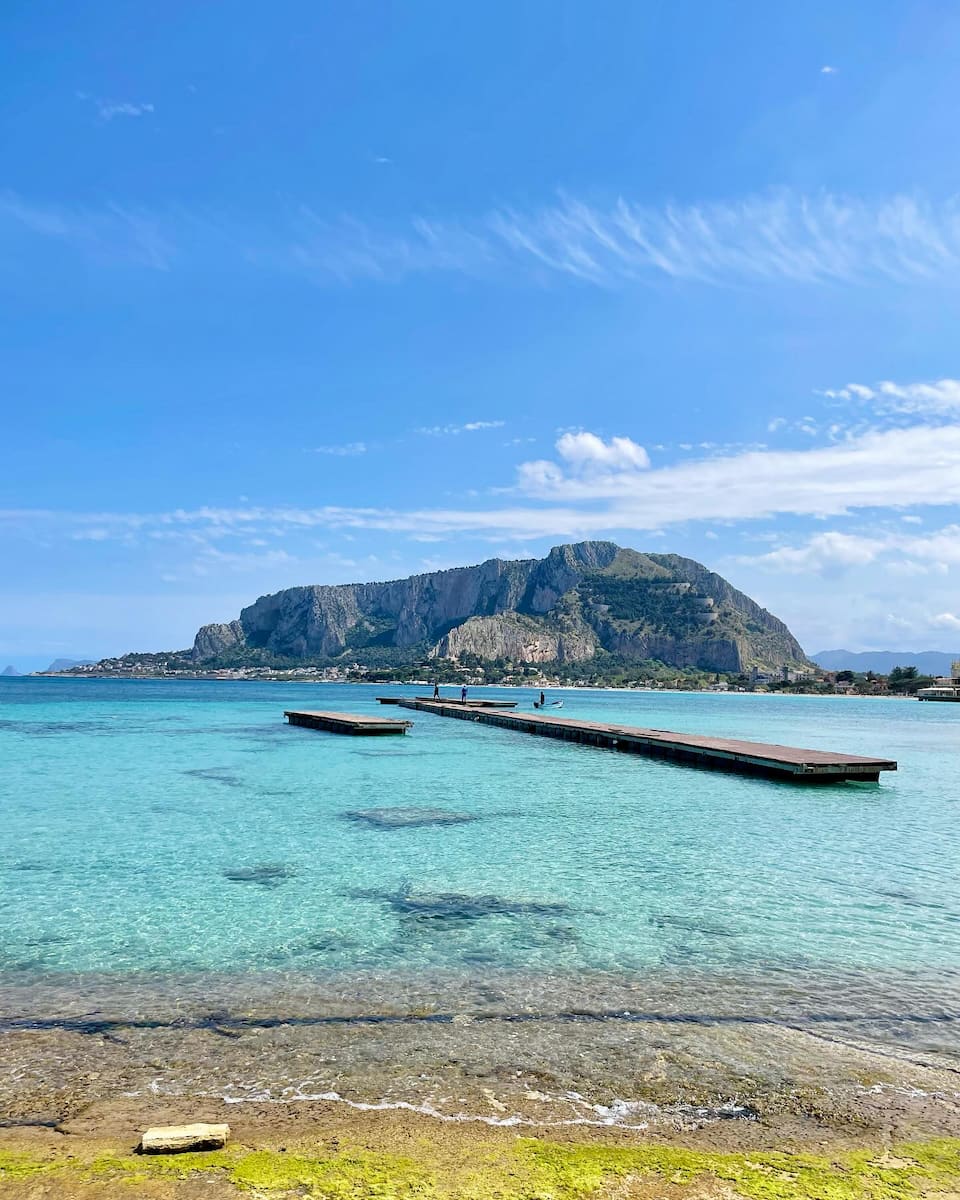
1, 665, 21, 676
813, 649, 960, 676
191, 542, 809, 674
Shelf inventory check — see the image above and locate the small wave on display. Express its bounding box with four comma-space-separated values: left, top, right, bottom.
220, 1084, 756, 1129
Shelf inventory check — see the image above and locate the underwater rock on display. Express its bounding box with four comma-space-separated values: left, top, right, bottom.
651, 914, 736, 938
184, 767, 244, 788
353, 885, 571, 922
343, 807, 478, 830
222, 864, 297, 888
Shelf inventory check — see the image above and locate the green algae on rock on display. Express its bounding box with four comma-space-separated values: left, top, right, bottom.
2, 1137, 960, 1198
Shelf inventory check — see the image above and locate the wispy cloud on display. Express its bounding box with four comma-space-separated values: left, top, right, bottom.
311, 441, 368, 456
9, 187, 960, 290
820, 378, 960, 416
97, 100, 155, 121
820, 65, 838, 75
415, 420, 505, 436
0, 190, 173, 270
5, 423, 960, 546
278, 190, 960, 288
77, 92, 155, 121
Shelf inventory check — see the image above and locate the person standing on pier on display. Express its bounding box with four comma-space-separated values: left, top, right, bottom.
461, 685, 468, 703
433, 681, 440, 700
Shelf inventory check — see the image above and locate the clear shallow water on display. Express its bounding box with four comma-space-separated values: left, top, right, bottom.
2, 677, 959, 982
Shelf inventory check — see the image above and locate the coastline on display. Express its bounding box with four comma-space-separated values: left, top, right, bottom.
13, 674, 924, 700
3, 1108, 960, 1198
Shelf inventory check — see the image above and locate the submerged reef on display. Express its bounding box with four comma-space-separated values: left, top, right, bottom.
343, 807, 479, 829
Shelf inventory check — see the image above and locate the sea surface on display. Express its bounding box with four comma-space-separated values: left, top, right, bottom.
2, 677, 960, 1126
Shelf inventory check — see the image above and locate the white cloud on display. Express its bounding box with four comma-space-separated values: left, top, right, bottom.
415, 420, 505, 436
739, 523, 960, 575
822, 378, 960, 416
738, 532, 885, 574
5, 423, 960, 546
555, 431, 650, 472
931, 612, 960, 631
312, 442, 367, 456
820, 65, 838, 74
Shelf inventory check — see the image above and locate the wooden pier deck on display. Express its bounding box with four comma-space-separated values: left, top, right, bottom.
397, 700, 896, 783
377, 696, 518, 708
284, 710, 412, 736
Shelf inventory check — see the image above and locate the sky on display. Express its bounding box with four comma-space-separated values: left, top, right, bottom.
4, 1, 960, 670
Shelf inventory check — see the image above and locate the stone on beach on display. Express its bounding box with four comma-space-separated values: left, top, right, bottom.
140, 1122, 230, 1153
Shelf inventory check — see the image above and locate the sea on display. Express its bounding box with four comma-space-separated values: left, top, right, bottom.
2, 676, 960, 1129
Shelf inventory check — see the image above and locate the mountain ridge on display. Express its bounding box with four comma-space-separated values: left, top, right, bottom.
192, 541, 809, 674
813, 649, 960, 675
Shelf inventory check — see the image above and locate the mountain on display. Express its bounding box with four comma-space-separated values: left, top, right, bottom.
1, 665, 21, 677
813, 649, 960, 676
192, 542, 809, 674
44, 658, 95, 673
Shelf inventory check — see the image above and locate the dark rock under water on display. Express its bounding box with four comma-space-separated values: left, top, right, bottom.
222, 864, 297, 888
184, 767, 245, 788
343, 807, 479, 830
352, 885, 572, 922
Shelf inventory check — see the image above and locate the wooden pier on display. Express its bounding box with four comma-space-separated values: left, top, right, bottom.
377, 696, 518, 709
284, 710, 412, 736
396, 700, 896, 783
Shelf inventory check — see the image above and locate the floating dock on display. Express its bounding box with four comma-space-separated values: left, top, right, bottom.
284, 710, 412, 736
397, 700, 896, 783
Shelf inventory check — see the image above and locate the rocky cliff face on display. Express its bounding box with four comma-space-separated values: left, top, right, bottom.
191, 541, 809, 672
435, 613, 597, 664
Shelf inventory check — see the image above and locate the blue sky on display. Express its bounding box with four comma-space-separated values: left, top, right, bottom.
4, 1, 960, 669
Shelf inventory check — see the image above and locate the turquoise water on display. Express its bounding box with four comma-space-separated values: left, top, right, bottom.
2, 677, 959, 983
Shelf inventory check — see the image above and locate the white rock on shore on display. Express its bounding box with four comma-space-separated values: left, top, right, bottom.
140, 1122, 230, 1154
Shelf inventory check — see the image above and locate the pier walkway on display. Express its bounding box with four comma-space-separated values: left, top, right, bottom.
377, 696, 517, 708
284, 710, 412, 736
397, 700, 896, 783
